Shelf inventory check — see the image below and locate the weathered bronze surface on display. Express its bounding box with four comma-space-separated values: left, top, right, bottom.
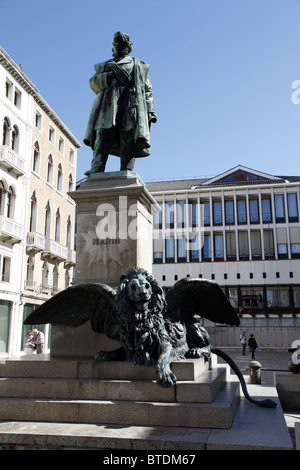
84, 32, 157, 175
24, 267, 276, 407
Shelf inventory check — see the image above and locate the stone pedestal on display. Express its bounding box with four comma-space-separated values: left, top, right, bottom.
50, 171, 158, 357
70, 170, 159, 288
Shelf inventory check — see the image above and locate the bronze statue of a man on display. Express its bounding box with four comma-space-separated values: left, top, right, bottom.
83, 32, 157, 175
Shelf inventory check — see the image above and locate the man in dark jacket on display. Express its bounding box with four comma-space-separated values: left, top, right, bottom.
84, 31, 157, 175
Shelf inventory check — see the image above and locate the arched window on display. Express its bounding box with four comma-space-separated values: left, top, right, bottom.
29, 191, 37, 232
6, 186, 15, 219
44, 201, 51, 239
2, 117, 10, 146
57, 164, 63, 192
68, 174, 73, 193
0, 181, 5, 216
33, 141, 40, 173
42, 261, 49, 290
11, 125, 19, 153
65, 268, 71, 289
53, 264, 59, 292
47, 154, 53, 184
26, 254, 35, 288
66, 215, 72, 249
55, 208, 61, 243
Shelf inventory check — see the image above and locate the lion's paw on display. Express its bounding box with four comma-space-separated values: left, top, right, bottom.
156, 364, 177, 388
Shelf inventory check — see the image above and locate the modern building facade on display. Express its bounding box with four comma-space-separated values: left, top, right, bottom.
0, 46, 80, 356
147, 165, 300, 348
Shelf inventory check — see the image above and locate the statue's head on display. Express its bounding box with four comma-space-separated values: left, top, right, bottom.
112, 31, 133, 58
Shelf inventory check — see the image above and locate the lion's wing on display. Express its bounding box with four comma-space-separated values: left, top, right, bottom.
23, 283, 119, 339
165, 278, 239, 326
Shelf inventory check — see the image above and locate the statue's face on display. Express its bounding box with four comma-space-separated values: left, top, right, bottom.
127, 276, 152, 311
112, 36, 122, 58
112, 35, 128, 59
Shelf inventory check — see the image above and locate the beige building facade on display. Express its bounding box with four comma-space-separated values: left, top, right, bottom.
0, 46, 80, 356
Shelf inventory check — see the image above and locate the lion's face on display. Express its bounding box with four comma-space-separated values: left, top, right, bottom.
126, 275, 153, 312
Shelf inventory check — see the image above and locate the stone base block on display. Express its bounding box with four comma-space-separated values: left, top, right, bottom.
275, 372, 300, 410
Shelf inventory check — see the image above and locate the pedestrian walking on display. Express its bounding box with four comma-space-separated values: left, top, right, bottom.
240, 331, 247, 355
248, 333, 258, 359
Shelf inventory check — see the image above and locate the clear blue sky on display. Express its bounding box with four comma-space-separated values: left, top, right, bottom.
1, 0, 300, 182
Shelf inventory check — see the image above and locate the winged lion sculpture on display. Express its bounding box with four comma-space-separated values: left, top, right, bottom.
24, 267, 276, 408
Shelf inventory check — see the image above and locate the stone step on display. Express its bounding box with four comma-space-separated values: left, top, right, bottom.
0, 365, 228, 403
0, 387, 293, 451
0, 421, 215, 451
0, 356, 214, 381
0, 381, 240, 429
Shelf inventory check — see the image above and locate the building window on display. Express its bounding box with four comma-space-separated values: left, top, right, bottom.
214, 234, 224, 260
68, 174, 74, 193
176, 200, 185, 228
35, 110, 42, 131
11, 125, 19, 153
251, 230, 262, 260
33, 141, 40, 173
238, 231, 249, 260
69, 148, 75, 164
14, 88, 22, 109
2, 117, 10, 146
177, 236, 186, 262
202, 234, 211, 261
291, 243, 300, 259
277, 243, 288, 259
153, 202, 162, 229
57, 164, 63, 192
241, 288, 263, 310
213, 200, 222, 225
26, 254, 35, 289
293, 287, 300, 308
49, 126, 55, 144
261, 197, 272, 223
266, 288, 289, 308
201, 201, 210, 226
249, 198, 259, 224
0, 301, 11, 353
52, 264, 59, 293
66, 215, 72, 249
189, 235, 199, 261
274, 194, 285, 223
263, 229, 274, 259
5, 79, 13, 100
55, 209, 61, 243
165, 236, 175, 263
165, 201, 174, 229
29, 191, 37, 232
225, 200, 234, 224
1, 256, 11, 283
226, 232, 236, 260
42, 261, 49, 290
237, 199, 247, 224
47, 155, 53, 185
6, 186, 15, 219
58, 136, 64, 154
287, 193, 299, 222
153, 237, 163, 263
189, 201, 198, 227
44, 201, 51, 239
290, 227, 300, 259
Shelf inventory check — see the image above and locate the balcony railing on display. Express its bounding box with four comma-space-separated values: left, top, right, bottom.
0, 145, 25, 177
65, 249, 76, 266
0, 216, 23, 244
42, 238, 68, 261
26, 232, 45, 252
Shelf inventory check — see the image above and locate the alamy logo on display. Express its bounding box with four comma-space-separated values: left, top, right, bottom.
291, 80, 300, 104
